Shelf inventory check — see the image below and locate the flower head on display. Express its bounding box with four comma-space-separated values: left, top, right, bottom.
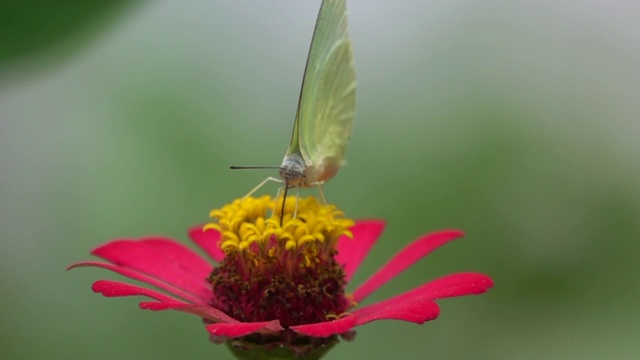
69, 196, 493, 358
205, 196, 353, 331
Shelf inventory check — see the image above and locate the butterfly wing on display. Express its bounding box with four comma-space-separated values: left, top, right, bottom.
287, 0, 356, 185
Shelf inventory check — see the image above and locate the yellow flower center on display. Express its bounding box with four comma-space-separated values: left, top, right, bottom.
204, 196, 354, 267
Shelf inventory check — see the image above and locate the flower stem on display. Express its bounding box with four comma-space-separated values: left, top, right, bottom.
226, 338, 337, 360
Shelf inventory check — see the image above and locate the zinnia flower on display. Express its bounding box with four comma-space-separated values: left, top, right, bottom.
69, 196, 493, 359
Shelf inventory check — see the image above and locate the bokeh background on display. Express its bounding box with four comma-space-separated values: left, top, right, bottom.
2, 1, 639, 359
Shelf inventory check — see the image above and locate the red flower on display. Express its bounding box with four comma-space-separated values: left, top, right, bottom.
69, 196, 492, 357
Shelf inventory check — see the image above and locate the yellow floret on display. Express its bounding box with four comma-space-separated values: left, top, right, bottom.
205, 196, 353, 265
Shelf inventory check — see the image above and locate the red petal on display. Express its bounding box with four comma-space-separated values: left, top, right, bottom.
335, 220, 385, 282
92, 279, 179, 302
290, 316, 357, 338
68, 261, 203, 303
92, 280, 234, 323
188, 225, 225, 262
352, 230, 464, 302
91, 238, 213, 302
139, 301, 237, 323
206, 320, 283, 338
353, 297, 440, 326
416, 272, 494, 300
353, 272, 493, 326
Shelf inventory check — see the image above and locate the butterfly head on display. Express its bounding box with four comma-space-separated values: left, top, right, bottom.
280, 153, 306, 187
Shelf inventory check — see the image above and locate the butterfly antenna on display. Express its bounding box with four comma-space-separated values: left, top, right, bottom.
230, 166, 281, 170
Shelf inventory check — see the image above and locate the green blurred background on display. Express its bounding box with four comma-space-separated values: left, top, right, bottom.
2, 1, 639, 359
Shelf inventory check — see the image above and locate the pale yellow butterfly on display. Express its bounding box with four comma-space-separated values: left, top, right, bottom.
232, 0, 356, 218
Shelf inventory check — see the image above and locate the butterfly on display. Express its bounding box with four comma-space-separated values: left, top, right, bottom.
233, 0, 356, 219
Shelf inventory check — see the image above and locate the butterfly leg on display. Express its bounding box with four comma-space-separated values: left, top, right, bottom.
243, 176, 283, 199
312, 182, 327, 205
274, 184, 285, 218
